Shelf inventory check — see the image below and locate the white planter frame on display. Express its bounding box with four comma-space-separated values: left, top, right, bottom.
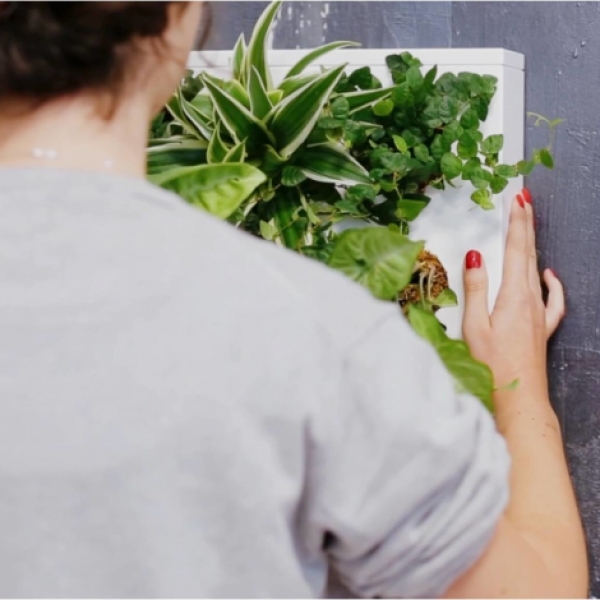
188, 48, 525, 339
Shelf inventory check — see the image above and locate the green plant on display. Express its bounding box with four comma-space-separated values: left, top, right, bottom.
323, 53, 557, 228
149, 0, 393, 256
147, 0, 558, 410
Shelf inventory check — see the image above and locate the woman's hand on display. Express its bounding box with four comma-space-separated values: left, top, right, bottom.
461, 189, 565, 398
451, 191, 588, 599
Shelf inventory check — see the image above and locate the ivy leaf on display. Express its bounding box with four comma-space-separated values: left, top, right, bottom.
439, 96, 459, 123
472, 177, 490, 190
481, 74, 498, 95
406, 65, 424, 90
517, 159, 536, 176
428, 135, 448, 162
401, 129, 420, 148
391, 83, 414, 108
423, 65, 438, 89
494, 164, 518, 178
490, 174, 509, 194
328, 228, 424, 301
459, 72, 484, 96
344, 120, 367, 146
396, 198, 429, 221
462, 157, 482, 181
407, 305, 494, 410
348, 66, 373, 90
457, 131, 478, 159
335, 198, 366, 215
539, 148, 555, 169
346, 184, 377, 203
481, 134, 504, 155
414, 144, 430, 163
460, 108, 480, 130
471, 96, 490, 121
392, 135, 409, 154
442, 121, 462, 145
281, 165, 307, 187
471, 188, 495, 210
331, 96, 350, 121
441, 152, 463, 180
373, 149, 408, 173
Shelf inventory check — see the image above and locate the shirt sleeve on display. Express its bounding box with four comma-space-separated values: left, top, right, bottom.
309, 309, 511, 599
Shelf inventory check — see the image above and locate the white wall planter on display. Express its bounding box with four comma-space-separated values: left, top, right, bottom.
188, 48, 525, 339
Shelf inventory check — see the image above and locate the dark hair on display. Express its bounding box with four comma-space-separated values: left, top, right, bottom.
0, 2, 201, 102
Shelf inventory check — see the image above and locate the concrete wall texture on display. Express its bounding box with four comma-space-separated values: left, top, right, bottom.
205, 2, 600, 593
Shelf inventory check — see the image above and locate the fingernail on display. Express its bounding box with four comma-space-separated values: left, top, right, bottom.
466, 250, 482, 269
516, 194, 525, 208
549, 268, 558, 278
522, 188, 532, 204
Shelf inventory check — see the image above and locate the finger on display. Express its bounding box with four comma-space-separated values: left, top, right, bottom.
522, 189, 542, 297
501, 194, 529, 292
543, 268, 565, 337
462, 249, 491, 338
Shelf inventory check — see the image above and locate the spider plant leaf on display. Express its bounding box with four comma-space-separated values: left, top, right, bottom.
245, 0, 282, 89
248, 66, 273, 120
267, 64, 346, 159
283, 41, 360, 79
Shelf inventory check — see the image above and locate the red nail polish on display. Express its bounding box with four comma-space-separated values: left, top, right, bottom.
466, 250, 482, 269
549, 268, 558, 278
516, 194, 525, 208
522, 188, 532, 204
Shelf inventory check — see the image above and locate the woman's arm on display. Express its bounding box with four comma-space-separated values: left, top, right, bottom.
445, 192, 588, 598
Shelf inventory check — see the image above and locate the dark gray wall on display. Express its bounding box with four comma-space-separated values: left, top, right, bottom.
454, 4, 600, 593
206, 2, 600, 593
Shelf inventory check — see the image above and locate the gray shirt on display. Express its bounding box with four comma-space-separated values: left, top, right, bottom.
0, 169, 509, 598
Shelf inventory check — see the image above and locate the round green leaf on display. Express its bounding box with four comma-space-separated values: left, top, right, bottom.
517, 159, 536, 176
406, 65, 424, 90
391, 83, 413, 108
490, 175, 509, 194
393, 135, 409, 154
441, 152, 463, 180
331, 96, 350, 121
480, 134, 504, 155
539, 148, 554, 169
460, 107, 480, 130
373, 98, 394, 117
414, 144, 430, 163
471, 188, 495, 210
494, 164, 518, 178
457, 131, 478, 159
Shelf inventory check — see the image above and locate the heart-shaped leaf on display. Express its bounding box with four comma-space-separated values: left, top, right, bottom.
328, 228, 423, 300
407, 305, 494, 410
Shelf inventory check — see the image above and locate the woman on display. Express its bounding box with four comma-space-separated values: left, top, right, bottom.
0, 2, 587, 597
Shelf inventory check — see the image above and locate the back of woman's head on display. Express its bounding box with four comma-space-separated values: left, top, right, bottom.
0, 2, 198, 104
